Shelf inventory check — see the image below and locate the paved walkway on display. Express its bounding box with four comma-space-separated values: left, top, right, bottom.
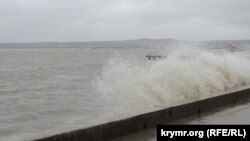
111, 102, 250, 141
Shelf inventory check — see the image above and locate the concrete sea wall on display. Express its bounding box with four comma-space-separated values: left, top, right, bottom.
32, 86, 250, 141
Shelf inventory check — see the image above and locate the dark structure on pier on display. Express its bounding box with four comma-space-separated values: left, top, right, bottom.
229, 44, 245, 52
146, 54, 167, 60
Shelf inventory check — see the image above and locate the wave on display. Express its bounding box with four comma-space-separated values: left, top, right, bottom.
92, 48, 250, 112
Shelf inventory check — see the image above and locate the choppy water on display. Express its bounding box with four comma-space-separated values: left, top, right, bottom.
0, 45, 250, 141
0, 47, 151, 140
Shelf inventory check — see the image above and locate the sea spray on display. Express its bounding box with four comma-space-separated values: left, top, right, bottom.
93, 48, 250, 113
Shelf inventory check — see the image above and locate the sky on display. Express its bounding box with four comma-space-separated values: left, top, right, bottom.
0, 0, 250, 43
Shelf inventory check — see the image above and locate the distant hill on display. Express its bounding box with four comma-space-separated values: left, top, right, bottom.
0, 38, 249, 49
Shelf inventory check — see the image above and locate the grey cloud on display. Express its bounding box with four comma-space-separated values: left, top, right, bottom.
0, 0, 250, 42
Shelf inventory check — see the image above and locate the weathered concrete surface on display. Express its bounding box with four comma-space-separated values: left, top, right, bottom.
31, 87, 250, 141
111, 100, 250, 141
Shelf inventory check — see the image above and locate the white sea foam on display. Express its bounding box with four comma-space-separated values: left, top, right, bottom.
93, 48, 250, 112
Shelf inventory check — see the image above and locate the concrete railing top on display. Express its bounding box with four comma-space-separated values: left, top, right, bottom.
27, 86, 250, 141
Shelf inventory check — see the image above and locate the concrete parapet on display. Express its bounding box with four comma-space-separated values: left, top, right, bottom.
32, 86, 250, 141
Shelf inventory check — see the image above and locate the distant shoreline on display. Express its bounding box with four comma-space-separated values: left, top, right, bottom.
0, 39, 250, 49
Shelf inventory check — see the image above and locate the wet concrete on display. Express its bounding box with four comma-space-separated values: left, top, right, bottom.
31, 87, 250, 141
111, 102, 250, 141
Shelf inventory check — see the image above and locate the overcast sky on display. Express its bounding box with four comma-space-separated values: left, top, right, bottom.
1, 0, 250, 43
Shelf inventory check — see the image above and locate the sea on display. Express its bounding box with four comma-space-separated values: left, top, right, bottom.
0, 39, 250, 140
